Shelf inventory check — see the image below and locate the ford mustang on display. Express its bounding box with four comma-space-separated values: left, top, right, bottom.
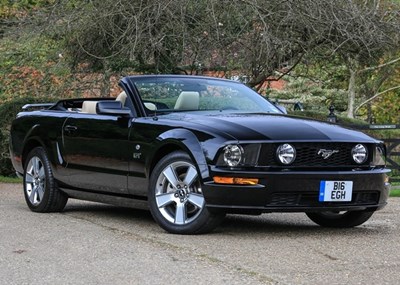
9, 75, 391, 234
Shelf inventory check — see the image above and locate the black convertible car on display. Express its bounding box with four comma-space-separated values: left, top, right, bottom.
9, 75, 390, 234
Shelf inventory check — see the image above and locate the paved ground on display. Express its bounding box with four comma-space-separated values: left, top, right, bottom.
1, 183, 400, 285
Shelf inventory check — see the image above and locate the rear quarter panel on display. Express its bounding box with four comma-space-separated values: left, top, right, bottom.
10, 110, 70, 177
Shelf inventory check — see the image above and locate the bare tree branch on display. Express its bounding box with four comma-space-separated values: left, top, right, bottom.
359, 57, 400, 73
355, 85, 400, 115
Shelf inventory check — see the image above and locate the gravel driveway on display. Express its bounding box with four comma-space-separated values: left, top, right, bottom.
1, 183, 399, 285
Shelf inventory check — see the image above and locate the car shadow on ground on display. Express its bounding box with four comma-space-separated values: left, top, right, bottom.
61, 200, 384, 236
218, 213, 385, 237
63, 201, 154, 222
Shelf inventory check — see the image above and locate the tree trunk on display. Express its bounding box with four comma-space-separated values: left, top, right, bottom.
101, 60, 111, 97
347, 66, 356, 118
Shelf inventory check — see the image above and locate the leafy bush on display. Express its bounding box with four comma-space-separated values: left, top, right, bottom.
266, 77, 349, 113
0, 96, 55, 176
0, 35, 72, 101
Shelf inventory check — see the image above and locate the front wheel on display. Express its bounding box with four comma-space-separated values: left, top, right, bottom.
148, 151, 225, 234
23, 147, 68, 212
306, 210, 375, 228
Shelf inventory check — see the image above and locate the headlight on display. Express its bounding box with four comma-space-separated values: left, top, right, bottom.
216, 144, 261, 167
351, 144, 368, 164
276, 144, 296, 165
223, 145, 243, 167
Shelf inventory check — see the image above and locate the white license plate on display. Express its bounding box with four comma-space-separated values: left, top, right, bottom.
319, 181, 353, 202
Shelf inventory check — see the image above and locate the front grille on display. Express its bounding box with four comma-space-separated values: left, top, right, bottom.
258, 142, 372, 168
269, 191, 379, 207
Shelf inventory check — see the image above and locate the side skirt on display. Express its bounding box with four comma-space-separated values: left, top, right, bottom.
60, 188, 149, 210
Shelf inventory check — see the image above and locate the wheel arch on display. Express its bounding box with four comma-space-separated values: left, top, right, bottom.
147, 129, 211, 182
21, 137, 45, 169
21, 124, 58, 170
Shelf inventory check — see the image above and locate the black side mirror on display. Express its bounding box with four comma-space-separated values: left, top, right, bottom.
96, 101, 131, 117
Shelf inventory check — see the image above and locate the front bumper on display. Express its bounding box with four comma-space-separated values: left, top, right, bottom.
203, 169, 390, 213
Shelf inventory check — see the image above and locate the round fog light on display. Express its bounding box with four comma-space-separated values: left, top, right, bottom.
276, 144, 296, 165
352, 144, 367, 164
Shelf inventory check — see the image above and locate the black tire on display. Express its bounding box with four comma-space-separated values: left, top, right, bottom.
306, 210, 375, 228
148, 151, 225, 234
23, 147, 68, 212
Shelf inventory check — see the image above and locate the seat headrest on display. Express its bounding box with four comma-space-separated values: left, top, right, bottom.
174, 91, 200, 110
116, 91, 127, 106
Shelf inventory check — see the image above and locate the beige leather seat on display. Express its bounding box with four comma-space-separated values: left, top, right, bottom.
118, 90, 157, 110
116, 91, 127, 106
81, 101, 98, 114
174, 91, 200, 110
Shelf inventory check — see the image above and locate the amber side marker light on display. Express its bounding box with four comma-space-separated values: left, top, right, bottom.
213, 177, 259, 185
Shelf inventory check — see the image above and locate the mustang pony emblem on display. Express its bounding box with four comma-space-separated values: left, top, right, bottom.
318, 149, 339, 159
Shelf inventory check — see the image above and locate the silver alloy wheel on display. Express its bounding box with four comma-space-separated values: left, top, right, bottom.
155, 161, 205, 225
25, 156, 46, 206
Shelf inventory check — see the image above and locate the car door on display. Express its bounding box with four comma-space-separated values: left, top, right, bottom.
61, 109, 131, 194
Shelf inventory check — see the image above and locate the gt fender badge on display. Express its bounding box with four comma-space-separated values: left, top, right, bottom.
318, 149, 339, 159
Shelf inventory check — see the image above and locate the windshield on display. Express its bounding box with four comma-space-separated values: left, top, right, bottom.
129, 76, 282, 114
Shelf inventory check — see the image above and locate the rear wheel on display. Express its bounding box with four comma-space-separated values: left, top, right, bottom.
23, 147, 68, 212
148, 151, 225, 234
306, 210, 375, 228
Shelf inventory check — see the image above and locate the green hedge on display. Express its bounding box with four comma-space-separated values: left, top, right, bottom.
0, 96, 55, 176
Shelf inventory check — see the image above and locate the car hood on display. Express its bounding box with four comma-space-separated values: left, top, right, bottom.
161, 112, 376, 142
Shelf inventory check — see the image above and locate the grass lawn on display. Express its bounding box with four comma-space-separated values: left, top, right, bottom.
391, 180, 400, 197
391, 189, 400, 197
0, 176, 22, 183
